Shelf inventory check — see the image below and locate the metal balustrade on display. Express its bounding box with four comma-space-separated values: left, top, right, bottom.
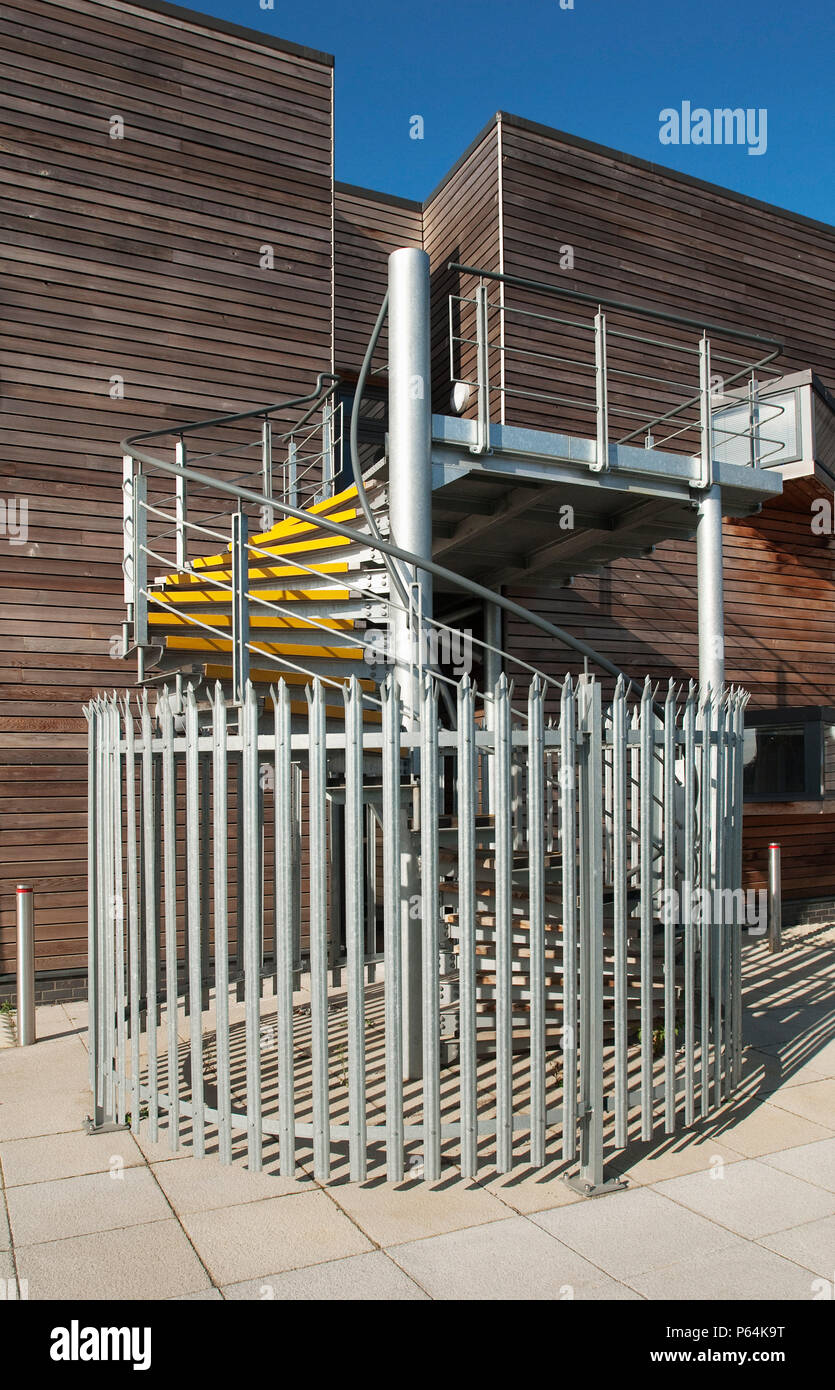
448, 262, 788, 484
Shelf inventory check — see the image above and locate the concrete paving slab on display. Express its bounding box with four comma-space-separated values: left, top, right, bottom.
180, 1190, 373, 1285
388, 1216, 618, 1300
626, 1241, 820, 1300
478, 1162, 585, 1214
327, 1172, 511, 1246
739, 1047, 829, 1094
767, 1079, 835, 1129
0, 1034, 88, 1076
224, 1250, 428, 1301
0, 1200, 9, 1250
655, 1158, 835, 1238
759, 1036, 835, 1079
611, 1134, 744, 1186
717, 1100, 833, 1157
169, 1288, 224, 1300
130, 1126, 200, 1163
762, 1137, 835, 1193
7, 1167, 172, 1246
0, 1130, 144, 1187
151, 1153, 313, 1214
531, 1186, 741, 1280
16, 1219, 212, 1300
14, 1006, 71, 1043
758, 1213, 835, 1280
0, 1051, 92, 1141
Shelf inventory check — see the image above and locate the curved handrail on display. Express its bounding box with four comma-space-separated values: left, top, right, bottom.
124, 439, 632, 696
124, 372, 340, 449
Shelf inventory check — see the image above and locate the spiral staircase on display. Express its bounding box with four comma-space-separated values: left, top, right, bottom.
106, 250, 777, 1185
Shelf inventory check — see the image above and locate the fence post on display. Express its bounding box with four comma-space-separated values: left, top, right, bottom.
15, 886, 35, 1047
768, 843, 782, 953
567, 679, 626, 1197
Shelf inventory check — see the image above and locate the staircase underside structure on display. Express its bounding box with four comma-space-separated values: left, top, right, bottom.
430, 414, 780, 589
95, 248, 787, 1190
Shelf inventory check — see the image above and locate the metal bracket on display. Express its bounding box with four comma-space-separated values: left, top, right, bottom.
83, 1114, 130, 1136
564, 1173, 628, 1199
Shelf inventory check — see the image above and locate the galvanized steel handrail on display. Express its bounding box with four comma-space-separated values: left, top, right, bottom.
448, 284, 784, 471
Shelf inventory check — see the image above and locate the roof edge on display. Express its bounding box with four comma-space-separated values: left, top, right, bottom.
114, 0, 334, 67
497, 112, 835, 238
334, 180, 422, 212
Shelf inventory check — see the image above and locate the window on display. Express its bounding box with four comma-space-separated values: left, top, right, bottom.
743, 708, 829, 802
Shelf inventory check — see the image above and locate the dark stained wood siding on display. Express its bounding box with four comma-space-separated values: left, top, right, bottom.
423, 126, 502, 418
0, 0, 334, 973
333, 184, 422, 376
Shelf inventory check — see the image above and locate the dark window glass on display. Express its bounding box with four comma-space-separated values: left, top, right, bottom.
743, 725, 806, 798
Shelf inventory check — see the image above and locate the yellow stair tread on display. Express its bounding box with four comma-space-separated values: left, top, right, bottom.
163, 634, 366, 661
149, 611, 356, 632
151, 586, 355, 605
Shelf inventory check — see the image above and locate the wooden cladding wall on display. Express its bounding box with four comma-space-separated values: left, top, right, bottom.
423, 127, 502, 420
0, 0, 334, 973
333, 184, 422, 376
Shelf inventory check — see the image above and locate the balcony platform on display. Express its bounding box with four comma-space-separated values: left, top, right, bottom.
429, 414, 783, 589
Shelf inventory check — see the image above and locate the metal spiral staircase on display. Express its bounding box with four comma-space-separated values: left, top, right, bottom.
96, 249, 782, 1189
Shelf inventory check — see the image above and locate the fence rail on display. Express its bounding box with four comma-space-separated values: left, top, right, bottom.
87, 673, 747, 1189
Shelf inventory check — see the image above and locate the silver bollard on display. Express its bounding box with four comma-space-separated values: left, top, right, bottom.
16, 884, 36, 1045
767, 844, 782, 954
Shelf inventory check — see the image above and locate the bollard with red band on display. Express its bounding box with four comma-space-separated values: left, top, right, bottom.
768, 844, 782, 954
15, 885, 35, 1045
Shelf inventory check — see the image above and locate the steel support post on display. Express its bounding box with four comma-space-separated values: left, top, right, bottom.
696, 486, 725, 694
388, 247, 433, 1081
483, 600, 502, 804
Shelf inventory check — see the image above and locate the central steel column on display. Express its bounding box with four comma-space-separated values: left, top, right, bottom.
696, 487, 725, 693
388, 247, 433, 1081
483, 600, 503, 803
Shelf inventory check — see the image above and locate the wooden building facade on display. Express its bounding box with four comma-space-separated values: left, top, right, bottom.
1, 0, 833, 988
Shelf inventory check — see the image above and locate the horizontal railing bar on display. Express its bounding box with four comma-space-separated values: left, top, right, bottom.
448, 261, 784, 351
138, 1086, 571, 1138
118, 723, 720, 755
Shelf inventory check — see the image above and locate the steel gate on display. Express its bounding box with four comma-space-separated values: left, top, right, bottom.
86, 673, 747, 1192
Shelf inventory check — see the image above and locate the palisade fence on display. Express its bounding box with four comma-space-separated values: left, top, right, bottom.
86, 672, 747, 1190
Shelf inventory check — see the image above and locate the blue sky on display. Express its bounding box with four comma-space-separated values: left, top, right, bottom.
195, 0, 833, 222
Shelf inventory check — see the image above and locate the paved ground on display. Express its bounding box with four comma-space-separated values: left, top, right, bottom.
1, 924, 834, 1301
